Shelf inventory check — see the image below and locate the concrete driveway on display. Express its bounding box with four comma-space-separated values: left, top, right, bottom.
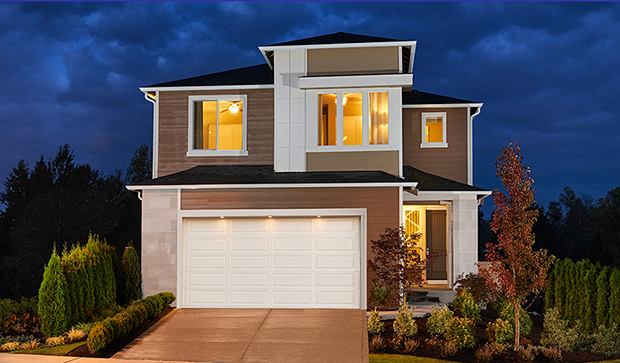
113, 308, 369, 363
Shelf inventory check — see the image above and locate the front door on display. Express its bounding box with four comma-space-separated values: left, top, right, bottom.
426, 210, 447, 280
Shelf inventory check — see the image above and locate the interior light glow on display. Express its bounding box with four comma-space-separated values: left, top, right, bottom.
342, 96, 348, 105
220, 216, 225, 219
317, 215, 321, 218
229, 102, 240, 114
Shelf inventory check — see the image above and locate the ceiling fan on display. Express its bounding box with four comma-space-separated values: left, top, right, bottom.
220, 102, 242, 114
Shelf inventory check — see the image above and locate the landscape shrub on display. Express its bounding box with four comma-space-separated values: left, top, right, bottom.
65, 327, 87, 342
609, 268, 620, 327
367, 308, 384, 335
453, 289, 480, 322
122, 243, 142, 303
369, 281, 393, 309
486, 318, 511, 344
540, 307, 580, 351
426, 306, 453, 337
0, 335, 35, 345
368, 335, 386, 353
19, 339, 41, 351
393, 301, 417, 337
541, 346, 562, 362
86, 291, 175, 353
445, 316, 475, 349
0, 297, 39, 335
589, 323, 620, 358
517, 345, 535, 362
1, 341, 21, 351
45, 336, 66, 346
474, 344, 494, 363
38, 249, 70, 336
583, 262, 600, 333
440, 340, 458, 357
403, 338, 419, 353
496, 299, 532, 338
596, 266, 611, 328
61, 245, 86, 327
544, 262, 556, 311
454, 272, 497, 306
86, 234, 117, 311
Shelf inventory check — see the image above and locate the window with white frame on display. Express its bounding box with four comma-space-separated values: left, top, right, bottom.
317, 90, 388, 147
188, 95, 247, 156
421, 112, 447, 148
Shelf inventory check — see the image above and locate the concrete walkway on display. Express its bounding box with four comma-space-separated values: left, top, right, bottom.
114, 308, 368, 363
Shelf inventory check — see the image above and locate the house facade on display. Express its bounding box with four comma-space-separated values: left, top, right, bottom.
128, 32, 490, 309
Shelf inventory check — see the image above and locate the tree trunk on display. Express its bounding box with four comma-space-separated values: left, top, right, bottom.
514, 303, 520, 350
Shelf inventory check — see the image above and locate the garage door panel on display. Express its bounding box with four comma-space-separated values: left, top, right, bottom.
273, 273, 311, 286
273, 238, 312, 251
273, 255, 312, 269
231, 238, 268, 251
317, 238, 355, 251
189, 238, 227, 251
231, 219, 268, 232
183, 216, 361, 308
188, 273, 225, 287
189, 256, 226, 269
231, 273, 268, 287
231, 256, 268, 269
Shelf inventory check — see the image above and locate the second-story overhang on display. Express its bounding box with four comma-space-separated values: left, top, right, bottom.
298, 73, 413, 91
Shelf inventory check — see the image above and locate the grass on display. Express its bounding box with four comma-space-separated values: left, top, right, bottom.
369, 354, 620, 363
10, 341, 86, 356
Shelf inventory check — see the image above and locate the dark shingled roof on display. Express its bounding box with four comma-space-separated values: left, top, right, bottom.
267, 32, 403, 47
402, 90, 477, 105
403, 166, 487, 192
132, 165, 412, 186
146, 64, 273, 88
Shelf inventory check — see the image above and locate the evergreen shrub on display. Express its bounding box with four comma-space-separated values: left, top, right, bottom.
595, 266, 611, 328
426, 306, 453, 337
367, 308, 384, 335
453, 289, 480, 322
496, 299, 532, 338
38, 250, 70, 336
122, 243, 142, 303
445, 316, 475, 349
540, 307, 580, 351
393, 301, 417, 337
609, 268, 620, 327
486, 318, 511, 344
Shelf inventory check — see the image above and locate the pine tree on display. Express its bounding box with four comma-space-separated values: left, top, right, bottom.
38, 249, 70, 336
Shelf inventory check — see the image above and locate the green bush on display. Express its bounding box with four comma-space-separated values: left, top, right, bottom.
590, 323, 620, 358
367, 308, 384, 335
496, 299, 532, 338
445, 316, 475, 349
86, 291, 175, 353
609, 268, 620, 327
583, 262, 600, 333
38, 250, 70, 337
486, 318, 511, 344
545, 262, 557, 311
393, 301, 417, 337
426, 306, 453, 337
596, 266, 611, 328
122, 243, 142, 303
540, 307, 580, 351
0, 297, 39, 335
453, 289, 480, 322
454, 272, 497, 306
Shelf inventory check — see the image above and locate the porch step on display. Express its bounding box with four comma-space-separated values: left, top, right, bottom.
409, 289, 456, 304
408, 291, 440, 303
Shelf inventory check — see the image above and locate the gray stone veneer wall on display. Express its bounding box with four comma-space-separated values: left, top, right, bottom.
141, 189, 178, 304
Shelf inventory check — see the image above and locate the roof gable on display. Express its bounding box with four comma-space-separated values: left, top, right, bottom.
267, 32, 402, 47
145, 64, 273, 88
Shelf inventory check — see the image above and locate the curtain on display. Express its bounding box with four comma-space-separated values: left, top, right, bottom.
369, 92, 388, 144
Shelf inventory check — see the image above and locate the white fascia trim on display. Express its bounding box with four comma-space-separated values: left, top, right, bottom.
139, 84, 274, 93
127, 181, 417, 191
143, 90, 160, 178
402, 103, 483, 109
403, 190, 492, 201
259, 41, 417, 52
408, 43, 417, 74
299, 73, 413, 89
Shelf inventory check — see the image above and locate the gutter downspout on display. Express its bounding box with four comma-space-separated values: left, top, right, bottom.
468, 105, 482, 185
143, 91, 159, 179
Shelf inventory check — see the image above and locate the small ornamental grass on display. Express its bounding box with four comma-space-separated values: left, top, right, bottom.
19, 339, 41, 351
474, 344, 494, 363
369, 335, 387, 353
45, 336, 66, 347
65, 327, 87, 342
445, 316, 475, 349
1, 341, 21, 352
367, 308, 385, 335
440, 340, 458, 358
517, 345, 535, 362
403, 338, 419, 353
426, 306, 453, 337
541, 346, 563, 362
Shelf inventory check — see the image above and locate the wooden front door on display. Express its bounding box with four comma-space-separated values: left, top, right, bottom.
426, 210, 447, 280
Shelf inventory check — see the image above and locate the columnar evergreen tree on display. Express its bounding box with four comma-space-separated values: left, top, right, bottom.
481, 142, 555, 350
544, 261, 557, 311
584, 262, 600, 333
38, 249, 70, 336
609, 268, 620, 327
122, 242, 142, 302
596, 266, 611, 328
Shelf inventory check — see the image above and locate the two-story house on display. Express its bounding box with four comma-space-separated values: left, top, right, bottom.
128, 32, 491, 309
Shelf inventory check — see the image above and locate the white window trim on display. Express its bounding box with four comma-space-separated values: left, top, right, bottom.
421, 112, 448, 148
306, 87, 400, 152
187, 95, 248, 156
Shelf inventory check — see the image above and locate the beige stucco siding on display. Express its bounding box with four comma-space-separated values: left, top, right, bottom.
307, 47, 400, 76
306, 150, 399, 176
157, 89, 274, 177
402, 108, 468, 183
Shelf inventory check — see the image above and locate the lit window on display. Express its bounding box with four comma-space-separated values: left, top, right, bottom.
317, 91, 388, 147
188, 96, 247, 155
421, 112, 447, 148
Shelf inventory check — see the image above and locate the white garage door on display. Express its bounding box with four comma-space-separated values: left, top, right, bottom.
181, 216, 361, 308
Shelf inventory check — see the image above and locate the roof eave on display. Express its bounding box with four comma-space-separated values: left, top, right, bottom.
126, 181, 418, 191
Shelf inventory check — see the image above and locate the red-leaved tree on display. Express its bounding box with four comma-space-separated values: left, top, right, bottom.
480, 142, 555, 349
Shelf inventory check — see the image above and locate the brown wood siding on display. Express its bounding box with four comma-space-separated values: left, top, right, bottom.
157, 89, 274, 177
181, 187, 400, 298
402, 108, 468, 184
306, 150, 399, 176
307, 47, 400, 76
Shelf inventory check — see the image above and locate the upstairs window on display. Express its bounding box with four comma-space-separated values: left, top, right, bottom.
188, 95, 247, 156
317, 91, 388, 147
421, 112, 447, 148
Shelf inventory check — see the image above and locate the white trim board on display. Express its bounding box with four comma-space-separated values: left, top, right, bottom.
128, 182, 418, 191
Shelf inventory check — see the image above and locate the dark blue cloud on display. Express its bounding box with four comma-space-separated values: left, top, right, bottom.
0, 2, 619, 215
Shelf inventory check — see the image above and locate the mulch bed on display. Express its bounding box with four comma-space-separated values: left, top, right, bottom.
371, 307, 612, 363
67, 306, 174, 358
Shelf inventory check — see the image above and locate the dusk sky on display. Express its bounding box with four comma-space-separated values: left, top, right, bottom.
1, 2, 619, 215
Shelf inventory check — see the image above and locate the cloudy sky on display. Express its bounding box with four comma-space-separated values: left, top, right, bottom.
1, 2, 619, 214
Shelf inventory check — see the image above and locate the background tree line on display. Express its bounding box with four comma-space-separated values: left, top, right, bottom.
480, 185, 620, 269
0, 144, 151, 300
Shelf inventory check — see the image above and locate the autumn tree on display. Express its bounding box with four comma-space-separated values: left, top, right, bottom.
480, 142, 554, 349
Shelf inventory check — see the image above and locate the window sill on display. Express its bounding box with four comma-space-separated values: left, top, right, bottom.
186, 150, 248, 157
420, 143, 448, 148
